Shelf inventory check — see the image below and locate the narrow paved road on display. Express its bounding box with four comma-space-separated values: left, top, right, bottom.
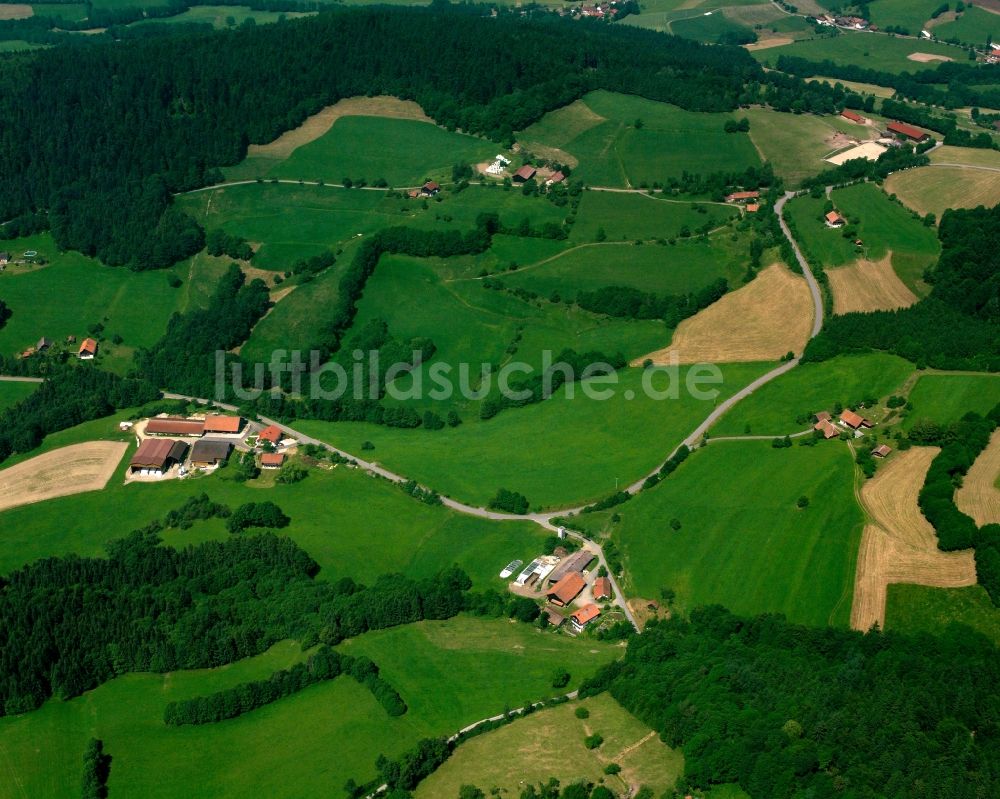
775, 190, 824, 338
0, 376, 44, 383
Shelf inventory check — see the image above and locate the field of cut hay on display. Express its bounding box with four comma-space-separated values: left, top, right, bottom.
851, 447, 977, 631
0, 441, 128, 513
885, 165, 1000, 219
827, 253, 918, 314
956, 430, 1000, 526
0, 4, 32, 19
636, 264, 813, 365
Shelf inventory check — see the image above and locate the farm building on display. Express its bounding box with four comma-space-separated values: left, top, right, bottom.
0, 252, 9, 265
825, 211, 846, 228
570, 604, 601, 633
78, 338, 98, 360
815, 411, 831, 423
36, 337, 52, 352
407, 189, 421, 199
421, 181, 440, 196
872, 444, 892, 458
593, 576, 612, 601
145, 418, 206, 437
887, 121, 930, 142
129, 438, 187, 475
261, 452, 285, 469
814, 420, 839, 439
745, 203, 760, 213
546, 572, 586, 607
545, 609, 565, 628
548, 548, 595, 585
190, 439, 233, 468
840, 410, 873, 429
546, 171, 566, 186
257, 424, 283, 445
203, 414, 244, 435
840, 109, 865, 124
725, 190, 759, 204
512, 165, 536, 183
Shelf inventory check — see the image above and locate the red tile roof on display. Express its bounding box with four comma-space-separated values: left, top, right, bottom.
826, 211, 845, 224
571, 604, 601, 627
840, 410, 864, 428
841, 109, 864, 123
130, 438, 181, 469
78, 338, 98, 356
725, 190, 759, 201
260, 452, 285, 467
593, 576, 612, 601
258, 424, 283, 443
203, 415, 243, 434
815, 420, 839, 439
887, 121, 929, 140
546, 573, 586, 606
513, 165, 536, 181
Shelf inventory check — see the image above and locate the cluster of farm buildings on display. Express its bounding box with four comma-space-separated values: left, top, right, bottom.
501, 537, 615, 634
124, 413, 296, 480
18, 335, 98, 361
813, 409, 892, 458
814, 13, 872, 31
724, 190, 762, 213
828, 113, 932, 166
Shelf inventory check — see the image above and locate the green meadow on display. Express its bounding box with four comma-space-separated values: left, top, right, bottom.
518, 90, 762, 187
136, 5, 313, 28
670, 9, 755, 42
416, 693, 682, 798
935, 6, 1000, 46
886, 584, 1000, 645
574, 440, 863, 627
568, 190, 738, 243
785, 183, 940, 294
901, 373, 1000, 430
0, 419, 547, 585
0, 380, 36, 410
296, 362, 773, 509
744, 107, 859, 186
866, 0, 940, 35
753, 32, 963, 73
0, 233, 226, 373
270, 116, 495, 186
0, 617, 620, 798
711, 353, 914, 437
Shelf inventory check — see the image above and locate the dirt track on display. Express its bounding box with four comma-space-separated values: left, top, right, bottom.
0, 442, 128, 514
827, 253, 918, 315
851, 447, 976, 631
956, 430, 1000, 526
634, 263, 813, 365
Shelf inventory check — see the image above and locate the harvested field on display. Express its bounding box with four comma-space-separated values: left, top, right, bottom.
827, 253, 918, 314
956, 430, 1000, 526
634, 264, 813, 365
744, 37, 794, 50
826, 141, 886, 165
0, 442, 128, 513
851, 447, 977, 631
246, 96, 432, 160
0, 4, 31, 19
885, 166, 1000, 219
908, 52, 953, 62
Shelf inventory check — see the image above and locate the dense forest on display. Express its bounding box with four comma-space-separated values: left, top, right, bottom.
804, 205, 1000, 370
0, 5, 858, 268
0, 368, 158, 465
580, 606, 1000, 798
0, 525, 473, 715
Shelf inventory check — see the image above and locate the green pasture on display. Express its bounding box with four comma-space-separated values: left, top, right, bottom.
785, 182, 940, 294
866, 0, 939, 35
0, 233, 225, 373
901, 372, 1000, 430
744, 107, 859, 186
270, 116, 494, 187
711, 353, 914, 437
518, 91, 762, 187
935, 6, 1000, 46
295, 362, 773, 509
0, 380, 37, 410
415, 693, 682, 798
30, 3, 89, 20
136, 5, 313, 28
670, 8, 755, 42
0, 421, 547, 585
574, 440, 863, 627
753, 31, 964, 73
569, 189, 738, 243
886, 584, 1000, 645
0, 617, 619, 798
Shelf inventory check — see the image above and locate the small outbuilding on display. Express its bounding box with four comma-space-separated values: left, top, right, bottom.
872, 444, 892, 458
512, 165, 536, 183
593, 576, 612, 602
36, 337, 52, 352
815, 420, 839, 439
421, 181, 440, 196
840, 109, 865, 124
260, 452, 286, 469
825, 211, 846, 228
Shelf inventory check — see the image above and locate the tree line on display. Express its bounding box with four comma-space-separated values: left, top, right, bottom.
579, 605, 1000, 798
804, 205, 1000, 371
163, 645, 405, 726
575, 277, 729, 328
81, 738, 111, 799
0, 521, 474, 716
